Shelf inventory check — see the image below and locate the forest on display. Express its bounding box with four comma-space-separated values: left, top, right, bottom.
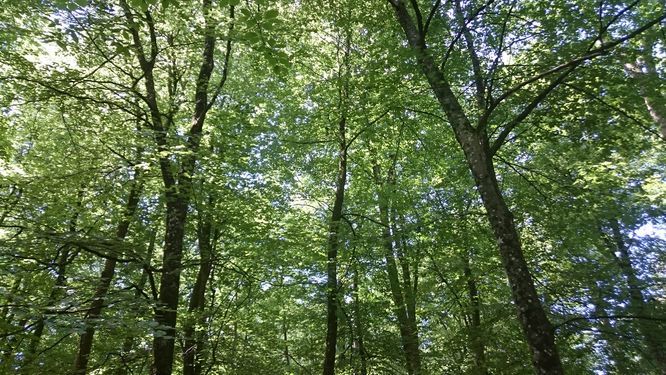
0, 0, 665, 374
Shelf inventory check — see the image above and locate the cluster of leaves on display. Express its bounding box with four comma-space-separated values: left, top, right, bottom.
0, 0, 664, 374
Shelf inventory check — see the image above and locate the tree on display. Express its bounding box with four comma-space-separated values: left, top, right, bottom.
1, 0, 665, 374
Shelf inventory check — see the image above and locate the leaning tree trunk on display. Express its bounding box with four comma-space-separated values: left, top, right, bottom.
389, 2, 563, 373
73, 173, 142, 374
624, 35, 666, 140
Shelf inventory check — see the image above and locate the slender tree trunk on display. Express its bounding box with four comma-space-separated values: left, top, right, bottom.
374, 165, 421, 375
120, 1, 232, 372
183, 206, 216, 375
352, 264, 368, 375
27, 249, 71, 359
323, 114, 348, 375
591, 284, 631, 373
463, 253, 487, 375
394, 215, 419, 349
389, 3, 563, 373
609, 221, 666, 373
73, 177, 142, 374
283, 315, 290, 366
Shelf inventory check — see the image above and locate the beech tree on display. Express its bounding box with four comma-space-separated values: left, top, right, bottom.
1, 0, 664, 374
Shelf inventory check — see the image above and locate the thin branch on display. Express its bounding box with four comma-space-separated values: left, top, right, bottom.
409, 0, 425, 40
562, 82, 663, 140
496, 155, 550, 201
345, 108, 391, 151
423, 0, 442, 36
441, 0, 495, 69
453, 0, 485, 110
206, 5, 235, 111
555, 314, 666, 330
489, 64, 577, 154
483, 11, 666, 124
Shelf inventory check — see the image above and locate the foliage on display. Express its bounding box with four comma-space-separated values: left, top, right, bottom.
0, 0, 664, 374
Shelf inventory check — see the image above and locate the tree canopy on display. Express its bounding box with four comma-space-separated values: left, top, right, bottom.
0, 0, 664, 374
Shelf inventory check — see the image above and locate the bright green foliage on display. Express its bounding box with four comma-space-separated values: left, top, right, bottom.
0, 0, 664, 374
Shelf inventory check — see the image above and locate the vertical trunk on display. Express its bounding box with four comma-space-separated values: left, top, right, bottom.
153, 198, 187, 374
183, 207, 215, 375
73, 177, 142, 375
27, 252, 71, 358
609, 221, 666, 373
1, 277, 22, 367
389, 3, 563, 373
463, 253, 487, 375
120, 228, 157, 358
283, 315, 290, 366
378, 205, 422, 375
323, 115, 347, 375
352, 264, 368, 375
374, 165, 421, 375
1, 277, 20, 326
120, 2, 230, 372
394, 215, 418, 342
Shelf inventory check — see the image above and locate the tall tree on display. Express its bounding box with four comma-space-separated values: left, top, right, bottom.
118, 1, 234, 372
384, 0, 665, 373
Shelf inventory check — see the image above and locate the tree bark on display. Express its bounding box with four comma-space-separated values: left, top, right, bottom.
323, 114, 348, 375
182, 204, 216, 375
73, 175, 142, 375
374, 164, 421, 375
1, 276, 22, 368
463, 253, 487, 375
120, 1, 231, 372
352, 263, 368, 375
118, 228, 157, 374
388, 2, 563, 373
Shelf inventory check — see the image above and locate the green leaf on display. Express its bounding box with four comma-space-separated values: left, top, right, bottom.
264, 9, 278, 19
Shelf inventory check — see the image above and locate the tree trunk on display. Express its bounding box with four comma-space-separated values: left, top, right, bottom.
119, 1, 230, 372
183, 205, 216, 375
323, 114, 348, 375
152, 198, 188, 374
73, 177, 142, 375
374, 164, 421, 375
1, 277, 22, 368
282, 315, 290, 366
389, 3, 563, 373
352, 263, 368, 375
609, 221, 666, 374
591, 283, 631, 373
463, 253, 487, 375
